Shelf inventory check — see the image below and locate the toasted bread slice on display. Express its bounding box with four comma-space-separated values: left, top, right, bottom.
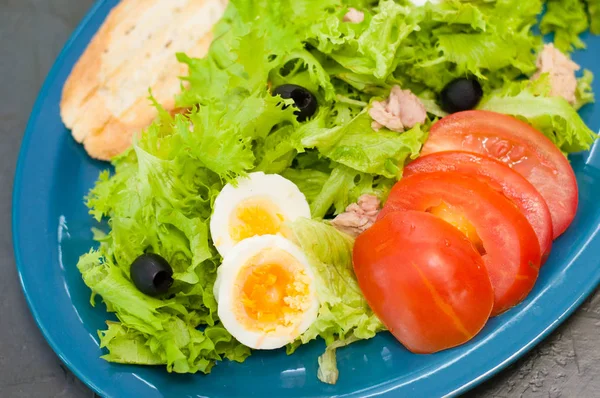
61, 0, 227, 160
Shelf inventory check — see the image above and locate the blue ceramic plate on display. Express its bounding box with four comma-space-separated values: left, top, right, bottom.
12, 1, 600, 397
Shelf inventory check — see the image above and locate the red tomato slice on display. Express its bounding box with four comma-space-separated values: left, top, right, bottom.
379, 172, 541, 316
421, 110, 578, 238
404, 151, 553, 260
353, 210, 494, 354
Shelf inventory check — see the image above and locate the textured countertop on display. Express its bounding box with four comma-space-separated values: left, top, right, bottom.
1, 1, 599, 397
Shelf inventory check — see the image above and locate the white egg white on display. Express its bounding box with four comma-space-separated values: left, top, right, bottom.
210, 172, 311, 257
214, 235, 319, 350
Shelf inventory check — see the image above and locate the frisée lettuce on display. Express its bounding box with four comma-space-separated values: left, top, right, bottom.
77, 0, 598, 384
289, 218, 384, 384
541, 0, 589, 53
479, 74, 597, 153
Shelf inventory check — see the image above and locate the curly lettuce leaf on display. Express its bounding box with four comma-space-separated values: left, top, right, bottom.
77, 252, 250, 373
282, 151, 397, 218
81, 99, 255, 370
269, 50, 337, 102
319, 113, 427, 178
310, 0, 540, 89
589, 0, 600, 33
175, 4, 247, 107
178, 0, 338, 108
289, 218, 384, 384
153, 93, 296, 183
299, 109, 427, 179
391, 0, 542, 94
317, 336, 360, 384
174, 106, 253, 180
291, 108, 416, 218
479, 75, 598, 153
309, 165, 364, 218
541, 0, 589, 53
436, 32, 538, 77
254, 125, 298, 174
354, 1, 415, 79
307, 1, 415, 80
575, 69, 595, 110
177, 1, 296, 107
281, 168, 331, 203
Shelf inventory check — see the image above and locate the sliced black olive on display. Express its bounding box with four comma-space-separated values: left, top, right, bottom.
440, 78, 483, 114
130, 253, 174, 296
272, 84, 318, 122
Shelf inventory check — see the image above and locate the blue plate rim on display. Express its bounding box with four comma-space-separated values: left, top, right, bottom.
11, 1, 600, 397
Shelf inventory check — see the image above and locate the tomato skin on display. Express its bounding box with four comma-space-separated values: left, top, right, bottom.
353, 211, 494, 354
404, 151, 553, 261
421, 110, 578, 238
380, 172, 541, 316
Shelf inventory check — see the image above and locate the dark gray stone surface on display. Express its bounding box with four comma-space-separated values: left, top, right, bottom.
0, 1, 598, 397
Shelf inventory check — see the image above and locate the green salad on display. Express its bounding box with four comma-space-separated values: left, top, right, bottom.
78, 0, 598, 384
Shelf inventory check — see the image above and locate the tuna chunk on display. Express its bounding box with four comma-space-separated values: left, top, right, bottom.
331, 194, 381, 238
343, 8, 365, 23
369, 85, 427, 132
532, 43, 580, 105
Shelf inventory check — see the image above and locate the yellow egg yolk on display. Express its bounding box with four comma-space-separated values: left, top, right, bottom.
429, 202, 485, 255
229, 197, 286, 243
235, 248, 312, 331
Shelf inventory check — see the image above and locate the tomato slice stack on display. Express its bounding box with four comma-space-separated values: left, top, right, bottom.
353, 110, 579, 354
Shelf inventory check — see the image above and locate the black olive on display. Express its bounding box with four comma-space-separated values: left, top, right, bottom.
272, 84, 318, 122
130, 253, 174, 296
440, 78, 483, 114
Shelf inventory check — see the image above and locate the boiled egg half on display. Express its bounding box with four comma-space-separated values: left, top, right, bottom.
213, 234, 319, 349
210, 172, 311, 257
